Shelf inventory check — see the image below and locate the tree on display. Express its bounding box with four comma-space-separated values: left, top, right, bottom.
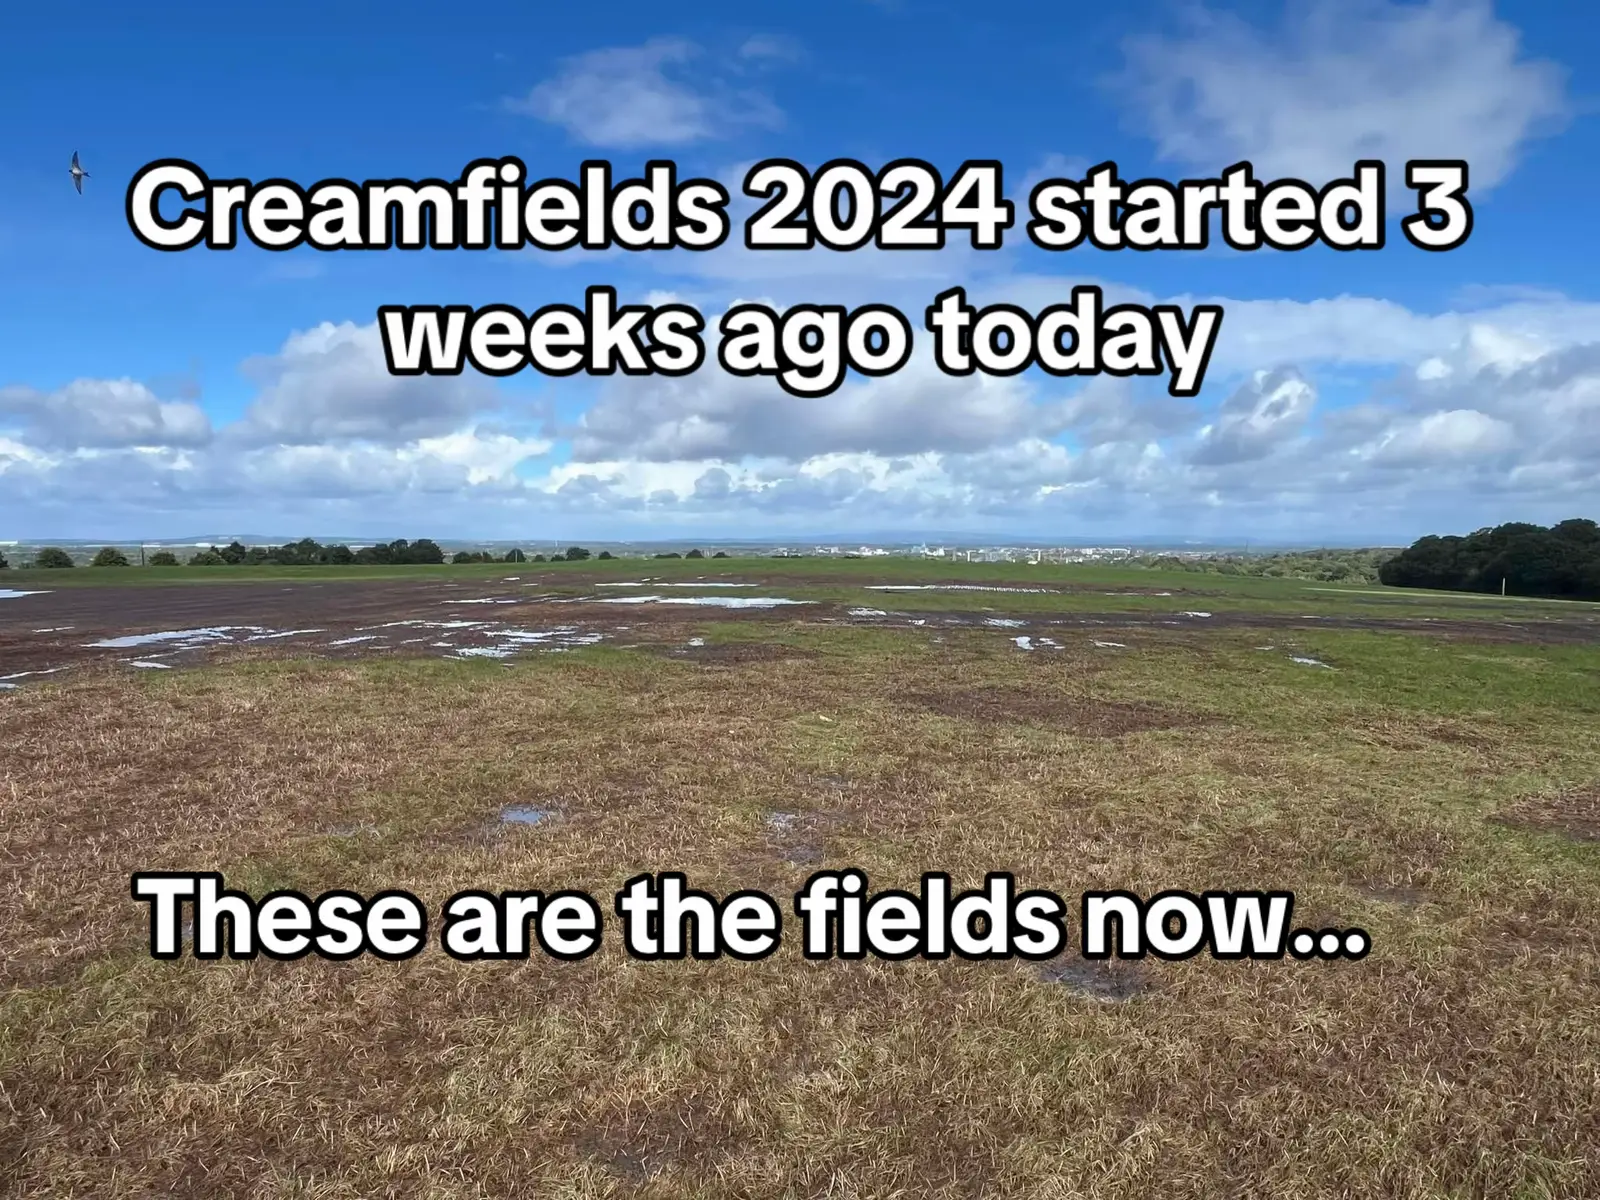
713, 551, 728, 558
503, 548, 527, 563
35, 547, 74, 568
1381, 519, 1600, 600
0, 550, 8, 568
564, 546, 591, 561
148, 551, 179, 566
654, 552, 682, 559
324, 544, 355, 564
597, 550, 614, 560
90, 547, 130, 567
188, 549, 226, 565
409, 538, 445, 564
685, 548, 704, 559
532, 554, 547, 562
219, 540, 248, 564
452, 551, 475, 564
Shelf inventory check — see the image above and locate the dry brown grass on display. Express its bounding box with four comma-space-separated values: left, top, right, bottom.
3, 628, 1599, 1198
1491, 785, 1600, 842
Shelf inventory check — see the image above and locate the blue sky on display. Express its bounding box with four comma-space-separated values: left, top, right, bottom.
1, 0, 1597, 543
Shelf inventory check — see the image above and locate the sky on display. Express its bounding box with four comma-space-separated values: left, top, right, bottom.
1, 0, 1597, 544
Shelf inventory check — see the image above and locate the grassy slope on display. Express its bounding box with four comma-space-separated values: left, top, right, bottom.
2, 578, 1598, 1196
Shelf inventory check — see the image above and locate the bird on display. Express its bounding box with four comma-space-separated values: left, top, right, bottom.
69, 151, 89, 194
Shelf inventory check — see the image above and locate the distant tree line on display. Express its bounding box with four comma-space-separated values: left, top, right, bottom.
10, 540, 640, 568
1379, 519, 1600, 599
180, 538, 446, 566
1130, 547, 1395, 584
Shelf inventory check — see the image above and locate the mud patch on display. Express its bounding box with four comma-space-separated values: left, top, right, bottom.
1358, 881, 1431, 908
1037, 957, 1150, 1001
904, 686, 1201, 736
666, 641, 821, 666
1490, 786, 1600, 842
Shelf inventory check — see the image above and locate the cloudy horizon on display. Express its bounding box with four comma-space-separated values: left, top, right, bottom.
3, 0, 1595, 546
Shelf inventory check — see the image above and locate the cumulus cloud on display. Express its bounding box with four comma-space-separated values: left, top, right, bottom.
235, 321, 498, 446
571, 348, 1050, 463
1191, 368, 1316, 465
0, 379, 211, 450
1114, 0, 1569, 189
508, 38, 783, 148
8, 280, 1600, 541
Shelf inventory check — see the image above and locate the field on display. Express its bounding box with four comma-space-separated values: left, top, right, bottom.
3, 558, 1599, 1198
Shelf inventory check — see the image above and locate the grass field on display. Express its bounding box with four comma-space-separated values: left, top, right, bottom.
3, 562, 1598, 1197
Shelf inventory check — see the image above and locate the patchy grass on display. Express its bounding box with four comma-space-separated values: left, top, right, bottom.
3, 610, 1599, 1198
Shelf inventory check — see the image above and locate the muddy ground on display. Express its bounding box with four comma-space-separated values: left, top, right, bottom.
2, 577, 1598, 684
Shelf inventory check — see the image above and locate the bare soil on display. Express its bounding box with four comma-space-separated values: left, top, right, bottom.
1491, 786, 1600, 842
4, 580, 1598, 683
902, 685, 1204, 736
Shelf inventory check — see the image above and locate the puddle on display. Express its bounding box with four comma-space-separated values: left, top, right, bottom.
1290, 656, 1333, 669
0, 667, 69, 681
31, 626, 73, 633
659, 582, 756, 588
1038, 958, 1149, 1001
595, 595, 812, 609
446, 598, 521, 605
864, 585, 1055, 594
130, 661, 171, 669
87, 626, 256, 649
687, 637, 705, 647
1177, 611, 1213, 619
328, 635, 382, 646
1013, 636, 1035, 650
0, 682, 16, 690
1091, 640, 1127, 649
501, 806, 554, 826
0, 589, 49, 600
848, 608, 889, 617
984, 618, 1026, 628
595, 581, 648, 587
245, 629, 324, 641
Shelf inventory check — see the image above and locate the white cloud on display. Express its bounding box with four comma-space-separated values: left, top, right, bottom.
7, 276, 1600, 541
1191, 368, 1316, 465
236, 321, 498, 446
1361, 408, 1517, 468
0, 379, 211, 450
737, 34, 802, 63
508, 38, 783, 148
571, 342, 1049, 462
1114, 0, 1569, 189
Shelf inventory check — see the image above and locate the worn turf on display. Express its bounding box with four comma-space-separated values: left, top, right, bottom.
2, 573, 1599, 1198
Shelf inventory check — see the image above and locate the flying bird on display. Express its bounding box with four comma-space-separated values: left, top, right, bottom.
69, 151, 89, 194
